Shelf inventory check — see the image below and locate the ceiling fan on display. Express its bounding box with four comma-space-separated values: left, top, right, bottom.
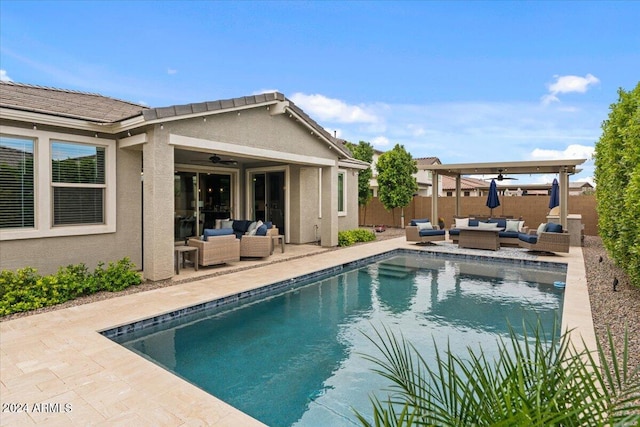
494, 169, 518, 181
208, 154, 237, 165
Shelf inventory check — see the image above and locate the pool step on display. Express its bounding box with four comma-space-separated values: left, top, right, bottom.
376, 263, 418, 279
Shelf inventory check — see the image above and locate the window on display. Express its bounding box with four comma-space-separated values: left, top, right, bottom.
0, 136, 34, 229
338, 170, 346, 215
51, 141, 105, 225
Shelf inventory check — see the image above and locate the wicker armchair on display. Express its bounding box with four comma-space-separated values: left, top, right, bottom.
188, 234, 240, 266
240, 227, 279, 258
405, 225, 446, 245
518, 231, 570, 253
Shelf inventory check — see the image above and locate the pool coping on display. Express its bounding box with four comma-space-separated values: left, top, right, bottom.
0, 238, 593, 426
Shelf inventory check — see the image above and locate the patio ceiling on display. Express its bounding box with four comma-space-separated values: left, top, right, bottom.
422, 159, 587, 177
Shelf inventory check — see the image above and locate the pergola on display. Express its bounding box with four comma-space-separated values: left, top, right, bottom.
423, 159, 588, 229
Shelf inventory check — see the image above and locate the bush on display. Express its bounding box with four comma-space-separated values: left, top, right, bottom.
339, 229, 376, 247
0, 257, 141, 317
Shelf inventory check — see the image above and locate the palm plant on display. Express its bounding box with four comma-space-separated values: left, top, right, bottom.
356, 323, 640, 426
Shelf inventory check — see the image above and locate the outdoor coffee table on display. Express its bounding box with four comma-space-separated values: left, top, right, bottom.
457, 227, 502, 251
271, 234, 285, 254
174, 245, 198, 274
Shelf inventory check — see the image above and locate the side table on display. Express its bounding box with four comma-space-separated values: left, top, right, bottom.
174, 245, 198, 274
271, 235, 285, 254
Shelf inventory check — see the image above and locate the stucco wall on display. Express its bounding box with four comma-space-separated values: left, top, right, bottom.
166, 108, 336, 159
0, 146, 143, 275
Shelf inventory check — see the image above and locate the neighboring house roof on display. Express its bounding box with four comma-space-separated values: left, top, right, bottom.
0, 81, 147, 123
416, 156, 441, 166
441, 175, 487, 191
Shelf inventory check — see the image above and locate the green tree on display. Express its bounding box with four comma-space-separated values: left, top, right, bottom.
345, 140, 375, 223
594, 82, 640, 288
376, 144, 418, 227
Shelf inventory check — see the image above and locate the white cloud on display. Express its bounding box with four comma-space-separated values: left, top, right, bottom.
0, 69, 13, 82
167, 68, 178, 75
542, 74, 600, 105
530, 144, 594, 161
253, 88, 280, 95
290, 93, 379, 124
371, 136, 390, 147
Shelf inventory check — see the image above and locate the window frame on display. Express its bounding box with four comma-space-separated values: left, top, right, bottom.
337, 169, 347, 216
0, 126, 116, 241
0, 134, 35, 230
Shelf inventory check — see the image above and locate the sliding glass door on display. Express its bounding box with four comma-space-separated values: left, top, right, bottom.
250, 171, 285, 234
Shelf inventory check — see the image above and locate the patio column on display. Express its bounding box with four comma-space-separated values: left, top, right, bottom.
455, 175, 461, 217
559, 169, 569, 229
142, 129, 175, 281
431, 171, 439, 224
321, 164, 338, 247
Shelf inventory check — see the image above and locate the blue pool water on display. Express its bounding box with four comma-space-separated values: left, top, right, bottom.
112, 253, 566, 427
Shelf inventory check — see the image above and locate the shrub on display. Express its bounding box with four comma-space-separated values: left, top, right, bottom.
356, 323, 640, 427
338, 229, 376, 247
0, 258, 141, 317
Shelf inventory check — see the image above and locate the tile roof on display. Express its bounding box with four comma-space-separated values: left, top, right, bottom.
0, 81, 147, 123
441, 175, 488, 190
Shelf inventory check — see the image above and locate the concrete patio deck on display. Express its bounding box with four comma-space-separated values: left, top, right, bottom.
0, 237, 593, 426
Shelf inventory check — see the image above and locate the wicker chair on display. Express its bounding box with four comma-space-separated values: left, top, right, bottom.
188, 234, 240, 266
405, 225, 446, 245
240, 227, 279, 258
518, 231, 570, 253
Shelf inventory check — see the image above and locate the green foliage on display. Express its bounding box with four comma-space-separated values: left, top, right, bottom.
594, 82, 640, 287
346, 140, 375, 206
376, 144, 418, 213
0, 258, 141, 316
338, 229, 377, 247
357, 323, 640, 427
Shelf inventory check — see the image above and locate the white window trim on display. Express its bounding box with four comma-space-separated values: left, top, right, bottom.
338, 169, 347, 217
0, 126, 116, 241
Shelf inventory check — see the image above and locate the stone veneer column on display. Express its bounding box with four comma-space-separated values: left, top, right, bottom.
142, 129, 175, 281
321, 164, 338, 247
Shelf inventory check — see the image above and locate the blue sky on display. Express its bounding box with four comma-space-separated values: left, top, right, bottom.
2, 1, 639, 184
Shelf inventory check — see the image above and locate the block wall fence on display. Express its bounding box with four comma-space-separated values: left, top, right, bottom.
359, 195, 598, 236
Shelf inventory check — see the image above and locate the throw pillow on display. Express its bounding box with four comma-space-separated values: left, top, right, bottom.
221, 219, 234, 229
215, 218, 230, 229
505, 219, 520, 232
545, 222, 563, 233
416, 221, 433, 230
455, 218, 469, 228
256, 223, 268, 236
537, 223, 547, 236
246, 221, 259, 236
478, 221, 499, 229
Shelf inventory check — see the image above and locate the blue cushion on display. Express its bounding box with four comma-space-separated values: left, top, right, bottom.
410, 218, 430, 226
203, 228, 233, 241
449, 229, 460, 236
232, 220, 252, 233
545, 222, 563, 233
419, 229, 445, 237
518, 233, 538, 244
264, 221, 273, 230
488, 218, 507, 228
498, 231, 519, 238
468, 219, 479, 226
255, 224, 268, 236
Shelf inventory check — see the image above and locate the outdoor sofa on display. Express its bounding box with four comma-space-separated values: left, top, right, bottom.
449, 217, 527, 246
518, 222, 570, 253
405, 218, 446, 244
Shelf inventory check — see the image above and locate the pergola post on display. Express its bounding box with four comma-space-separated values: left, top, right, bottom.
559, 169, 569, 229
455, 174, 461, 217
431, 171, 439, 224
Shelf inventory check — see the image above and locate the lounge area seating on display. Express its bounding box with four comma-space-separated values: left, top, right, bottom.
518, 222, 570, 253
405, 218, 446, 244
216, 219, 279, 258
449, 217, 527, 246
187, 231, 240, 266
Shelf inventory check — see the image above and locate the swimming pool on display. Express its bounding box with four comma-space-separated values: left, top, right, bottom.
109, 252, 566, 426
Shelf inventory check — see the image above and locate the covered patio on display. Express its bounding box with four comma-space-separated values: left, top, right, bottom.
423, 159, 587, 230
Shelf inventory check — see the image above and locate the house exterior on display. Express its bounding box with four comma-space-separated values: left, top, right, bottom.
0, 82, 367, 281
